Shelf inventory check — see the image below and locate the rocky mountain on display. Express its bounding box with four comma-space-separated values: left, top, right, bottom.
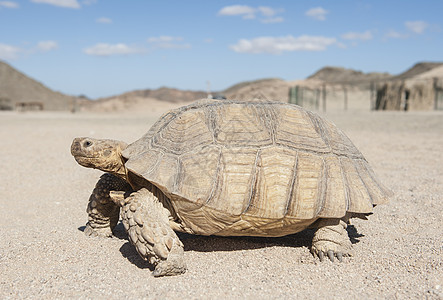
0, 61, 74, 111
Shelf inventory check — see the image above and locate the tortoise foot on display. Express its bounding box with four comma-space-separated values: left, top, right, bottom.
84, 173, 131, 238
119, 188, 187, 277
84, 223, 113, 237
311, 218, 353, 262
312, 248, 348, 262
153, 254, 187, 277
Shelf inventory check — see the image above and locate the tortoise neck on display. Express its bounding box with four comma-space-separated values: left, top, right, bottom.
112, 153, 128, 180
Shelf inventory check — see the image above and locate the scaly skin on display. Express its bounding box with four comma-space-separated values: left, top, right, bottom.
72, 137, 186, 274
311, 217, 353, 262
84, 173, 132, 237
111, 188, 187, 277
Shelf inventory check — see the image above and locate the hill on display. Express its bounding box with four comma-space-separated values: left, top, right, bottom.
81, 87, 207, 112
82, 78, 292, 112
391, 62, 443, 80
307, 66, 391, 84
0, 61, 74, 111
222, 78, 290, 101
98, 87, 207, 103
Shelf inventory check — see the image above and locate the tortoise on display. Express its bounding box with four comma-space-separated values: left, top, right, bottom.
71, 99, 391, 277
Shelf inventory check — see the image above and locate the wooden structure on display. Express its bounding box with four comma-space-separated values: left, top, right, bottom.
376, 77, 443, 111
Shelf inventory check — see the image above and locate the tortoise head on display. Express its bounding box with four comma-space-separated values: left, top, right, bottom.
71, 137, 128, 177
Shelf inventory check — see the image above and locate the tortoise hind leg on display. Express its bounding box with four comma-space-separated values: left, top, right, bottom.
311, 216, 353, 262
111, 188, 187, 277
84, 173, 132, 237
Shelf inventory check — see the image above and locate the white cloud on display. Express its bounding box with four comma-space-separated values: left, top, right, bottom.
37, 40, 58, 52
147, 36, 183, 43
83, 43, 144, 56
0, 1, 19, 8
0, 43, 22, 60
230, 35, 338, 54
96, 17, 112, 24
305, 7, 328, 21
218, 5, 284, 23
218, 5, 255, 18
384, 21, 428, 40
385, 29, 408, 39
31, 0, 80, 9
147, 36, 190, 49
153, 43, 191, 50
405, 21, 428, 34
0, 41, 59, 60
258, 6, 279, 17
341, 30, 373, 40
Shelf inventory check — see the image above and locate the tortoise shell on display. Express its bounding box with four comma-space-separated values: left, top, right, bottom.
122, 99, 391, 236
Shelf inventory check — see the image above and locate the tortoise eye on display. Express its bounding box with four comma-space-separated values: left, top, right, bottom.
83, 141, 92, 147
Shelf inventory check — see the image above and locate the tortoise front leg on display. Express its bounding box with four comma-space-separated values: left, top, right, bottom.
84, 173, 132, 237
311, 217, 353, 262
111, 188, 187, 277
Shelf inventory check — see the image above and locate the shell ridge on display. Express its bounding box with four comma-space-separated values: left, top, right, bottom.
204, 105, 217, 144
306, 111, 332, 152
284, 151, 299, 217
173, 156, 183, 194
359, 159, 393, 201
204, 147, 223, 205
354, 159, 376, 206
315, 156, 328, 217
264, 103, 278, 144
243, 149, 262, 214
338, 156, 351, 211
257, 103, 277, 145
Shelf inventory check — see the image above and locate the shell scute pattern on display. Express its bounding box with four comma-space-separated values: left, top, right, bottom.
123, 100, 390, 234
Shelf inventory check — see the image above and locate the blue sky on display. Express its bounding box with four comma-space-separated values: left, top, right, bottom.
0, 0, 442, 99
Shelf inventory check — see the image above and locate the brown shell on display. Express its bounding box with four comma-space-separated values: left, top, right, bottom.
122, 99, 391, 236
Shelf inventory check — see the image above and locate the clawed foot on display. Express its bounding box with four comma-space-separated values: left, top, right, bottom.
84, 223, 113, 237
152, 256, 187, 277
116, 188, 187, 277
311, 245, 350, 262
311, 218, 353, 262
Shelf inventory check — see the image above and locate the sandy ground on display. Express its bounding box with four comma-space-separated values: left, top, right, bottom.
0, 105, 442, 299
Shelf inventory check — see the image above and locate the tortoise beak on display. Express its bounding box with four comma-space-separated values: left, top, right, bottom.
71, 137, 99, 169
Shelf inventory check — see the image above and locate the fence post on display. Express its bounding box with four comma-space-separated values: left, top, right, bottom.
316, 88, 320, 110
300, 87, 304, 106
288, 86, 297, 104
322, 84, 326, 112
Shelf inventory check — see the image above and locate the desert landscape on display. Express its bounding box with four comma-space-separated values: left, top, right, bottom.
2, 1, 442, 298
0, 103, 441, 298
2, 60, 443, 114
